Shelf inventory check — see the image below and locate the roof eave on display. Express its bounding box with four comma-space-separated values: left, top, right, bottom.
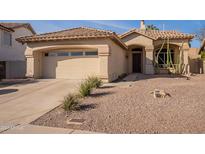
110, 35, 128, 50
0, 24, 14, 32
13, 23, 36, 35
120, 30, 157, 40
16, 35, 128, 50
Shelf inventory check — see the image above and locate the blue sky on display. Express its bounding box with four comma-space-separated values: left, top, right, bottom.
1, 20, 204, 47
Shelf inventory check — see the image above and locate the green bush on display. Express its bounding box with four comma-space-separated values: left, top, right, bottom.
62, 94, 79, 111
86, 76, 103, 88
201, 51, 205, 60
79, 80, 93, 97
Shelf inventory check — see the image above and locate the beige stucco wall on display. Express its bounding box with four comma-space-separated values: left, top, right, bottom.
108, 40, 128, 81
25, 38, 127, 82
121, 33, 153, 47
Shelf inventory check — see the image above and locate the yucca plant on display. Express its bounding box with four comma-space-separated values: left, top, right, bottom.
86, 76, 102, 88
79, 80, 93, 97
62, 94, 79, 111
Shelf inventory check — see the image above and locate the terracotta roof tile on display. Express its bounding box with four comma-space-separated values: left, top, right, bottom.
16, 27, 127, 49
120, 29, 194, 40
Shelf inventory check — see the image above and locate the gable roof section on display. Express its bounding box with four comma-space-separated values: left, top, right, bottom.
0, 23, 36, 34
120, 29, 194, 40
16, 27, 128, 50
0, 24, 14, 32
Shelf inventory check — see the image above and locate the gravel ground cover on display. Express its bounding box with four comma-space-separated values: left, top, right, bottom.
32, 74, 205, 133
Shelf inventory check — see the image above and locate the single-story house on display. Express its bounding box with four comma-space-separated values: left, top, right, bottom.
17, 21, 194, 82
0, 23, 36, 79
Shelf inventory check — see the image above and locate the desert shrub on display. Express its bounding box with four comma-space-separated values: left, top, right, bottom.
201, 51, 205, 60
62, 94, 79, 111
79, 80, 93, 97
86, 76, 103, 88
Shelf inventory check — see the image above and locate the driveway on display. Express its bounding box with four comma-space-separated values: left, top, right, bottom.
0, 79, 80, 125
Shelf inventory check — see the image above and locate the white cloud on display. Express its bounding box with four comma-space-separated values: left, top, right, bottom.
88, 20, 132, 30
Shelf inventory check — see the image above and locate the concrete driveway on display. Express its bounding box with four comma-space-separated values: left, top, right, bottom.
0, 79, 80, 125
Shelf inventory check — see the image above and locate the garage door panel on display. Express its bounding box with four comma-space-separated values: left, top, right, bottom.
43, 57, 99, 79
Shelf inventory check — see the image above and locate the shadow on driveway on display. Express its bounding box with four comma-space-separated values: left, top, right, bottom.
0, 89, 18, 95
0, 79, 39, 88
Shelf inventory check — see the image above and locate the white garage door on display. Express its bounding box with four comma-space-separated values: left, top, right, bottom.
42, 51, 99, 79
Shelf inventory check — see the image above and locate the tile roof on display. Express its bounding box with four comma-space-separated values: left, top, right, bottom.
16, 27, 128, 49
0, 22, 36, 34
120, 29, 194, 40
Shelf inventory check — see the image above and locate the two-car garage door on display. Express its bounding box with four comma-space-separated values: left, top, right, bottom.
42, 51, 99, 79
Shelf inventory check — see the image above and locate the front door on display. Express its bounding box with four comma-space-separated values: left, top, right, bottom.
132, 53, 141, 73
0, 61, 6, 79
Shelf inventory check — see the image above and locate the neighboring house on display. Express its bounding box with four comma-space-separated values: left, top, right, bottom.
0, 23, 35, 79
17, 21, 194, 82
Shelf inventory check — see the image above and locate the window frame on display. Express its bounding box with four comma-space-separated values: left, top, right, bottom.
155, 49, 175, 66
2, 31, 12, 47
70, 51, 84, 56
84, 51, 98, 56
44, 50, 98, 57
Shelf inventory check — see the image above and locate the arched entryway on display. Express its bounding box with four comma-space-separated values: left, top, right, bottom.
128, 45, 145, 73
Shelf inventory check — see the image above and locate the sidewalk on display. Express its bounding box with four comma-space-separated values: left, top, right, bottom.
0, 124, 99, 134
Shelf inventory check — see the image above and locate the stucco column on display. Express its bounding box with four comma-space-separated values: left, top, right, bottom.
98, 45, 110, 82
145, 46, 154, 74
182, 48, 189, 74
183, 48, 189, 65
25, 47, 35, 78
26, 55, 35, 78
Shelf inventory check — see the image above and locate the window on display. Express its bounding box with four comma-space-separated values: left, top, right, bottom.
70, 52, 83, 56
85, 51, 98, 56
44, 50, 98, 57
2, 32, 12, 46
155, 49, 174, 66
48, 52, 58, 56
57, 52, 69, 56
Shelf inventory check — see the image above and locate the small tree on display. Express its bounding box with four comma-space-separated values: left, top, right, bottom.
196, 27, 205, 42
146, 24, 159, 30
